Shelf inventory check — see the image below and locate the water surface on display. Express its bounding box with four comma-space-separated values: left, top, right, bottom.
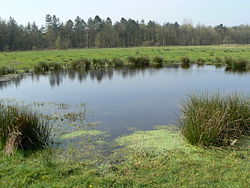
1, 65, 250, 137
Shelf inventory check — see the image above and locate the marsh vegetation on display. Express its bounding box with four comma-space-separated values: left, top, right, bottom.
2, 45, 250, 77
0, 46, 250, 187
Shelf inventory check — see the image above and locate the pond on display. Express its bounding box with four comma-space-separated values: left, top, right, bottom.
1, 65, 250, 138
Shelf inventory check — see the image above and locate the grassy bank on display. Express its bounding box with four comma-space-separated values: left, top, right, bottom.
1, 45, 250, 75
0, 128, 249, 187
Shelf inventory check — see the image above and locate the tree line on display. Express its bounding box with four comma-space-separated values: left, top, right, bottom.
1, 15, 250, 51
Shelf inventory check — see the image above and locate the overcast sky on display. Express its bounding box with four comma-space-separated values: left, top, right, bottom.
0, 0, 249, 26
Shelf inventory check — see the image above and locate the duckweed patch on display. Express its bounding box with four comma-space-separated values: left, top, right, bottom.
116, 129, 194, 155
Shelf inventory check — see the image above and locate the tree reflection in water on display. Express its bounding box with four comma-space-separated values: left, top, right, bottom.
6, 64, 247, 90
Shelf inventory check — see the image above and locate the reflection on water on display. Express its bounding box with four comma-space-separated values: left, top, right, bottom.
0, 66, 181, 89
0, 76, 23, 89
1, 65, 250, 137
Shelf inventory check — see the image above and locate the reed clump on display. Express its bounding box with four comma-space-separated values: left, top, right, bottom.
0, 103, 50, 155
225, 57, 249, 70
34, 62, 50, 73
212, 57, 224, 65
180, 57, 191, 67
153, 56, 164, 65
112, 58, 124, 68
92, 59, 108, 69
34, 62, 64, 73
0, 66, 17, 76
49, 62, 63, 71
180, 93, 250, 147
128, 56, 150, 67
196, 58, 205, 66
71, 59, 91, 71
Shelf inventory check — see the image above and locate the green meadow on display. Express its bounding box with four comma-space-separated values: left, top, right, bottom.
1, 45, 250, 71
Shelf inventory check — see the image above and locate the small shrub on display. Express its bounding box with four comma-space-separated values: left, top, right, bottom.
128, 56, 150, 67
0, 104, 51, 155
153, 56, 164, 65
180, 93, 250, 147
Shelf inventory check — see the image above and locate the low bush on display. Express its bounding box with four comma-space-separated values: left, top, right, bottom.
180, 92, 250, 147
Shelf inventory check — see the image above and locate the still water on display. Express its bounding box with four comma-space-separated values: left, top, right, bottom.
1, 65, 250, 137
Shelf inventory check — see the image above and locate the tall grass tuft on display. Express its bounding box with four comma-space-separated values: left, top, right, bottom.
71, 59, 91, 71
153, 56, 164, 65
112, 58, 124, 68
0, 67, 17, 76
49, 62, 63, 71
34, 62, 50, 73
224, 57, 235, 67
232, 58, 248, 70
34, 62, 64, 73
180, 93, 250, 147
196, 58, 205, 66
92, 59, 108, 69
0, 103, 51, 155
212, 57, 224, 65
128, 56, 150, 67
180, 57, 191, 67
225, 57, 249, 71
